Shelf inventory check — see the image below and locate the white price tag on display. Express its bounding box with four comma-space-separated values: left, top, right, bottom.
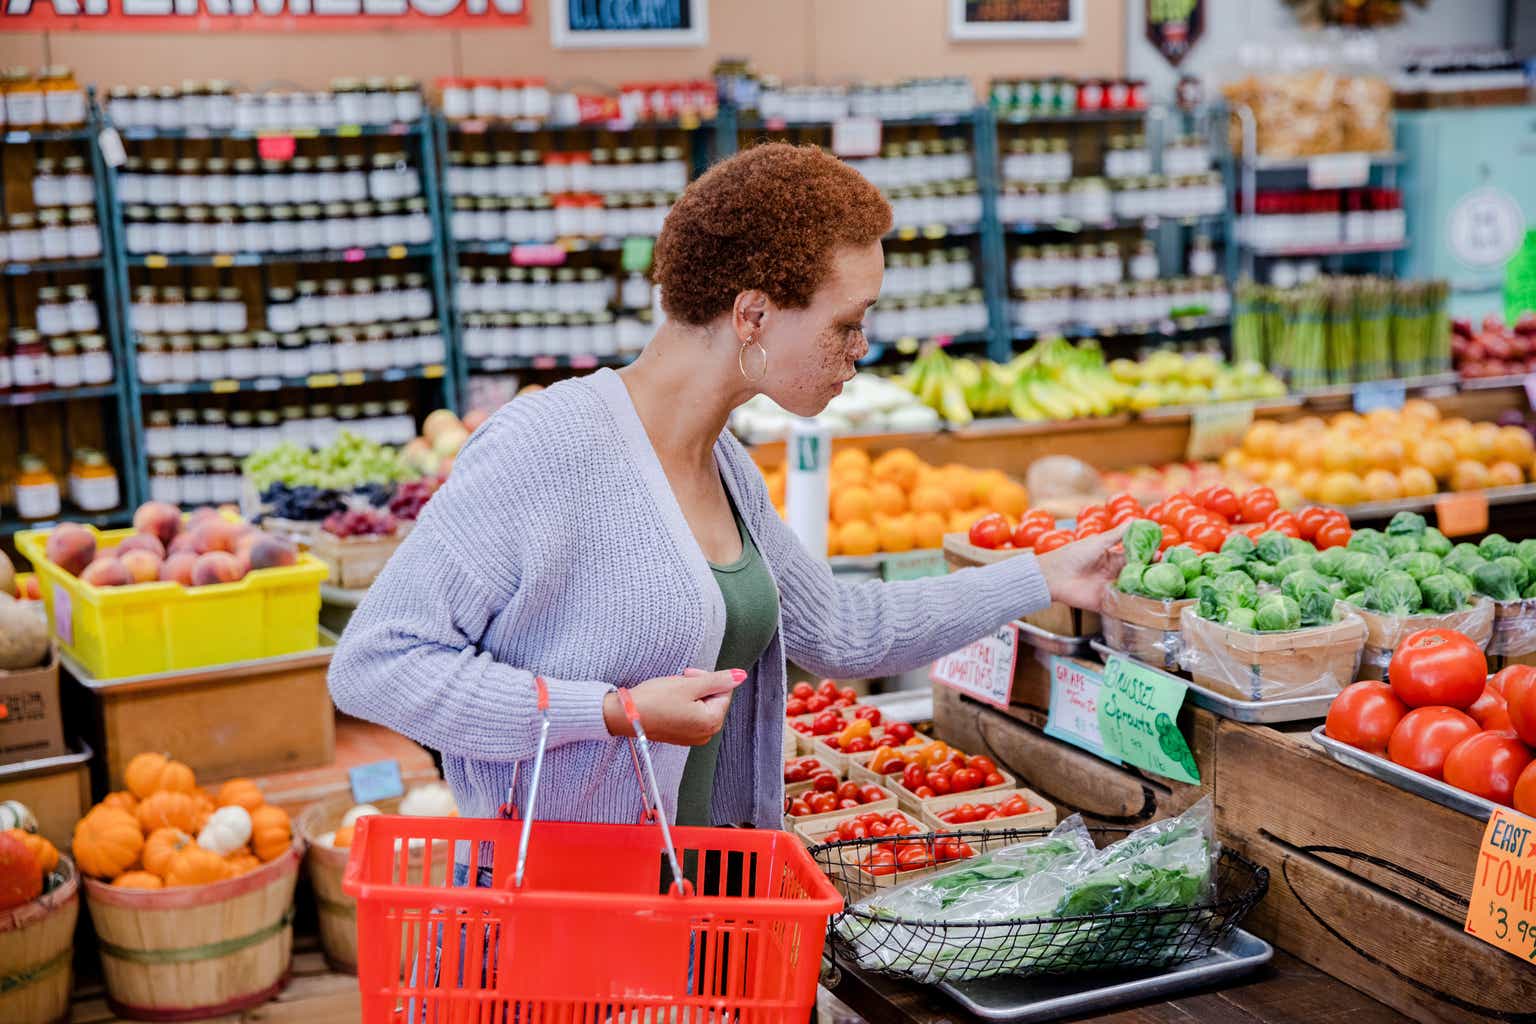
930, 624, 1019, 708
1186, 401, 1254, 461
1307, 152, 1371, 190
1045, 657, 1120, 763
831, 117, 882, 158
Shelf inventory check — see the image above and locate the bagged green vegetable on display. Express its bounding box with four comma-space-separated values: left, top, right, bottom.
1116, 564, 1146, 596
1254, 531, 1292, 565
1213, 570, 1258, 609
1254, 593, 1302, 631
1516, 538, 1536, 576
1495, 555, 1531, 590
1274, 554, 1314, 581
1281, 569, 1329, 603
1299, 589, 1336, 627
1140, 563, 1187, 600
1203, 553, 1245, 578
1220, 533, 1255, 559
1340, 550, 1387, 592
1386, 534, 1421, 559
1474, 559, 1523, 602
1314, 546, 1350, 579
1419, 573, 1471, 614
1225, 606, 1258, 631
1444, 543, 1487, 578
1365, 570, 1423, 615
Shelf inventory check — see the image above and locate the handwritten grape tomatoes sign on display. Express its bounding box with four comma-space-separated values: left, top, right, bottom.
931, 624, 1019, 709
1, 0, 527, 31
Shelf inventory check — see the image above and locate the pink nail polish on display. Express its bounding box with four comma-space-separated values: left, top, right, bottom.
730, 669, 748, 683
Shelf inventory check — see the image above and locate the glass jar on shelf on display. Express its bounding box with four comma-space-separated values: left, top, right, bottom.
15, 455, 61, 520
148, 458, 180, 505
169, 407, 199, 455
307, 328, 335, 373
49, 337, 80, 389
144, 410, 174, 458
11, 329, 51, 390
77, 333, 110, 384
254, 409, 281, 451
37, 209, 70, 261
179, 456, 210, 506
70, 449, 120, 512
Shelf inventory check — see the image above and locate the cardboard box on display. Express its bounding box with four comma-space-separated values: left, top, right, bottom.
0, 644, 65, 767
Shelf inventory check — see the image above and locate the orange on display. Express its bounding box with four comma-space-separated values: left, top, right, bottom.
838, 520, 879, 557
1361, 469, 1402, 501
1243, 420, 1279, 459
1265, 460, 1297, 487
1330, 411, 1366, 434
824, 523, 841, 557
1364, 407, 1401, 433
988, 481, 1029, 520
1411, 438, 1456, 480
1318, 471, 1365, 507
1294, 469, 1323, 501
1220, 449, 1247, 472
1494, 426, 1535, 465
871, 448, 922, 491
1489, 460, 1525, 488
970, 469, 1011, 509
1453, 429, 1494, 465
831, 487, 874, 525
876, 516, 915, 554
1365, 438, 1404, 472
909, 485, 953, 517
1401, 398, 1440, 424
1322, 437, 1364, 474
870, 481, 907, 517
937, 464, 977, 509
912, 512, 945, 549
831, 448, 871, 476
1398, 466, 1437, 497
1451, 460, 1491, 492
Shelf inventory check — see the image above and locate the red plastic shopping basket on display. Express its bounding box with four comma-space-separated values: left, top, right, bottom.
342, 682, 844, 1023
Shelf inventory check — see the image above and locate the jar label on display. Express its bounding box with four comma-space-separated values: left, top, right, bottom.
71, 473, 120, 512
15, 482, 61, 520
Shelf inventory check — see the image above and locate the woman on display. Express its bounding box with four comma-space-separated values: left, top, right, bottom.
328, 143, 1126, 834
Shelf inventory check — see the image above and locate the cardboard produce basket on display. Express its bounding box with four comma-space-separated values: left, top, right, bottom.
1345, 596, 1495, 681
916, 787, 1058, 832
1485, 597, 1536, 671
1179, 606, 1367, 703
308, 528, 407, 591
782, 784, 896, 833
942, 534, 1100, 636
0, 642, 65, 767
1099, 584, 1192, 671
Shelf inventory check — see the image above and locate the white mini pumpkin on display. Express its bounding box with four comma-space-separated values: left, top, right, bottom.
0, 800, 37, 833
196, 805, 253, 855
341, 803, 381, 828
399, 782, 456, 817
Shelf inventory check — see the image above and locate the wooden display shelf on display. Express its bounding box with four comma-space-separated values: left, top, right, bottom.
247, 715, 440, 817
1213, 722, 1530, 1024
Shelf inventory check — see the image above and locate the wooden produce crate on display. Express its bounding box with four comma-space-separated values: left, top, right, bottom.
782, 785, 896, 834
309, 529, 406, 590
246, 715, 441, 818
1213, 721, 1531, 1024
0, 741, 91, 848
64, 632, 336, 793
917, 787, 1057, 832
1179, 606, 1365, 702
1348, 597, 1495, 681
932, 684, 1217, 830
1099, 586, 1192, 672
942, 534, 1100, 637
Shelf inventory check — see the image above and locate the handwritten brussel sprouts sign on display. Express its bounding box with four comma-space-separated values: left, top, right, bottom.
1097, 655, 1200, 784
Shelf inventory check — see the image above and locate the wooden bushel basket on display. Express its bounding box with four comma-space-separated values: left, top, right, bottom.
942, 534, 1100, 637
1348, 596, 1494, 681
1179, 606, 1366, 702
295, 795, 452, 974
0, 854, 78, 1024
1486, 597, 1536, 671
1099, 585, 1192, 671
82, 844, 301, 1021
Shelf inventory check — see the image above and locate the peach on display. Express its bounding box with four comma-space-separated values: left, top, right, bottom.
80, 557, 133, 588
45, 523, 97, 577
190, 551, 243, 587
119, 549, 162, 584
190, 520, 242, 555
233, 528, 263, 559
186, 506, 222, 527
463, 408, 491, 433
132, 501, 182, 547
167, 532, 200, 556
159, 551, 198, 586
247, 535, 298, 571
116, 532, 166, 559
19, 576, 41, 601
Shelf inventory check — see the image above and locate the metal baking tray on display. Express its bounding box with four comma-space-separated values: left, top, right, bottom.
1310, 725, 1500, 821
1088, 641, 1335, 724
1016, 620, 1094, 658
937, 929, 1273, 1022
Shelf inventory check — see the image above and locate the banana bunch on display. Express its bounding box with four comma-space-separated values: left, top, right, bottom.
902, 338, 1135, 426
902, 345, 975, 427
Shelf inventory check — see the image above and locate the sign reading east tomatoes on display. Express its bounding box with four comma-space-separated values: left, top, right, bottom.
2, 0, 527, 32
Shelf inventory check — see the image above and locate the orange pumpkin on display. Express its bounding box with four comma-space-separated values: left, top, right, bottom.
72, 807, 144, 881
0, 831, 41, 910
226, 849, 261, 876
165, 843, 232, 887
250, 805, 292, 862
112, 870, 165, 890
137, 791, 204, 834
100, 791, 139, 815
215, 779, 265, 813
142, 827, 192, 878
332, 824, 355, 849
124, 752, 197, 800
5, 829, 59, 874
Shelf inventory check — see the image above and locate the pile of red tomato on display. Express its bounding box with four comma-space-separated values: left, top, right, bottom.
828, 812, 978, 875
783, 769, 892, 818
875, 742, 1006, 799
1325, 628, 1536, 813
933, 793, 1041, 824
785, 679, 860, 717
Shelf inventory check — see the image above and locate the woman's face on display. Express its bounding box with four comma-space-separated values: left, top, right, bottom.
755, 241, 884, 417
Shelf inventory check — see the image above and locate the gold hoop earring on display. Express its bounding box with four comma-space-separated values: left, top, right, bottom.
738, 335, 768, 383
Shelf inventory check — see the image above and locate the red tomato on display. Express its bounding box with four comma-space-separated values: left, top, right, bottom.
792, 721, 811, 734
831, 697, 854, 709
1013, 522, 1046, 548
853, 706, 882, 725
1165, 494, 1194, 513
788, 799, 812, 816
860, 786, 886, 804
867, 821, 891, 838
817, 680, 838, 698
1515, 760, 1536, 817
1325, 681, 1408, 755
1158, 525, 1183, 552
862, 848, 897, 876
837, 798, 859, 809
1074, 523, 1103, 540
999, 795, 1030, 817
1387, 707, 1481, 780
1466, 687, 1513, 733
888, 722, 915, 742
925, 772, 952, 795
1238, 487, 1278, 524
1190, 521, 1227, 553
807, 695, 832, 715
1022, 508, 1054, 530
838, 686, 857, 702
967, 755, 997, 774
1110, 507, 1138, 527
1034, 530, 1073, 554
902, 763, 926, 791
1443, 732, 1534, 805
812, 772, 838, 792
785, 698, 808, 717
1107, 492, 1140, 512
808, 792, 838, 813
811, 710, 840, 734
948, 803, 976, 823
951, 768, 981, 792
913, 786, 935, 799
1314, 520, 1352, 550
1191, 487, 1215, 511
1172, 505, 1204, 535
844, 736, 873, 753
1388, 629, 1489, 709
1296, 506, 1330, 542
1077, 503, 1107, 522
1145, 501, 1169, 524
1499, 665, 1536, 747
784, 763, 809, 784
983, 771, 1005, 787
895, 846, 930, 871
1266, 508, 1299, 532
791, 681, 814, 700
1204, 486, 1240, 520
837, 781, 861, 802
968, 513, 1013, 550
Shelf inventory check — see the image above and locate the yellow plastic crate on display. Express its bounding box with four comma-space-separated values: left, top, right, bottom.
16, 524, 328, 681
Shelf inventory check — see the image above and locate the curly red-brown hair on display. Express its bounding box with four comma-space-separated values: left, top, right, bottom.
652, 142, 893, 326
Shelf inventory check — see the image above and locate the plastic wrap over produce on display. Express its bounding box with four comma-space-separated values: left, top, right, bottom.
1178, 605, 1365, 702
1099, 586, 1191, 672
1487, 598, 1536, 661
1346, 597, 1494, 679
835, 801, 1218, 983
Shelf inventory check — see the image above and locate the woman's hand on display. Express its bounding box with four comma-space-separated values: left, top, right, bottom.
1035, 523, 1129, 612
602, 668, 746, 745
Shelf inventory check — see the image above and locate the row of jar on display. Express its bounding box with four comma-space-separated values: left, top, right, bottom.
1009, 279, 1233, 334
1, 67, 88, 129
1, 332, 114, 392
755, 79, 975, 122
107, 78, 427, 133
439, 78, 646, 125
262, 276, 436, 334
843, 140, 975, 192
461, 310, 655, 362
449, 194, 673, 244
885, 184, 983, 231
455, 265, 649, 315
1238, 191, 1407, 251
1001, 135, 1211, 183
135, 323, 446, 384
1010, 238, 1221, 293
868, 291, 989, 344
445, 148, 690, 199
147, 400, 419, 463
998, 174, 1227, 226
11, 451, 121, 523
121, 200, 435, 255
30, 284, 102, 338
1, 209, 102, 263
882, 249, 977, 299
30, 157, 96, 209
117, 154, 423, 208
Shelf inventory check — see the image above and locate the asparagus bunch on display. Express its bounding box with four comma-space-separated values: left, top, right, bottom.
1284, 287, 1330, 391
1232, 279, 1268, 367
1355, 277, 1394, 383
1326, 278, 1359, 386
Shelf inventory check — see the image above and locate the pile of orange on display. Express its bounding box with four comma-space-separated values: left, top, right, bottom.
759, 447, 1029, 556
1224, 399, 1536, 508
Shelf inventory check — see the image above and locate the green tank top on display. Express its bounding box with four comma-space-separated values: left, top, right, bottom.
675, 504, 780, 827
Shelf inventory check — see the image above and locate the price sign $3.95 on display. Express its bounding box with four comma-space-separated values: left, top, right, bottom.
1464, 808, 1536, 962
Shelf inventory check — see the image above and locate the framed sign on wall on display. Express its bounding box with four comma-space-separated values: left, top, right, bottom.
948, 0, 1084, 40
551, 0, 707, 48
0, 0, 528, 31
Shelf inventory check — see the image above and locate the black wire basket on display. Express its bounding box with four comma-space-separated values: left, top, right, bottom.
808, 826, 1268, 984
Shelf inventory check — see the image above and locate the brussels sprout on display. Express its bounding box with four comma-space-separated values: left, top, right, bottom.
1347, 528, 1390, 560
1314, 546, 1350, 578
1163, 544, 1201, 566
1123, 519, 1162, 565
1496, 555, 1532, 590
1329, 579, 1352, 599
1474, 559, 1523, 602
1446, 569, 1476, 596
1419, 574, 1471, 614
1274, 553, 1315, 582
1288, 537, 1317, 559
1116, 564, 1145, 595
1281, 569, 1330, 603
1255, 593, 1302, 632
1340, 551, 1388, 591
1420, 528, 1452, 558
1224, 607, 1258, 632
1386, 511, 1428, 538
1481, 533, 1518, 561
1524, 580, 1536, 600
1203, 553, 1245, 578
1516, 538, 1536, 575
1366, 571, 1423, 615
1255, 530, 1292, 565
1141, 563, 1187, 600
1221, 533, 1256, 559
1185, 575, 1216, 601
1197, 587, 1223, 622
1214, 570, 1258, 609
1344, 591, 1367, 606
1247, 560, 1282, 586
1444, 543, 1488, 578
1389, 551, 1443, 582
1299, 589, 1336, 627
1386, 534, 1421, 559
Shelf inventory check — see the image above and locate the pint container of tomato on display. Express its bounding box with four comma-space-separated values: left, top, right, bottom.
875, 741, 1016, 814
782, 771, 898, 832
793, 809, 979, 896
917, 788, 1057, 833
941, 521, 1103, 638
807, 714, 927, 774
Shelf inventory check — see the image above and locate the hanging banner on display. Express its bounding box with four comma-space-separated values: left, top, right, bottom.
1, 0, 527, 32
1145, 0, 1205, 67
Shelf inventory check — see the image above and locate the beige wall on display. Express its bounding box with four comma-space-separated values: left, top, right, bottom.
0, 0, 1125, 95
